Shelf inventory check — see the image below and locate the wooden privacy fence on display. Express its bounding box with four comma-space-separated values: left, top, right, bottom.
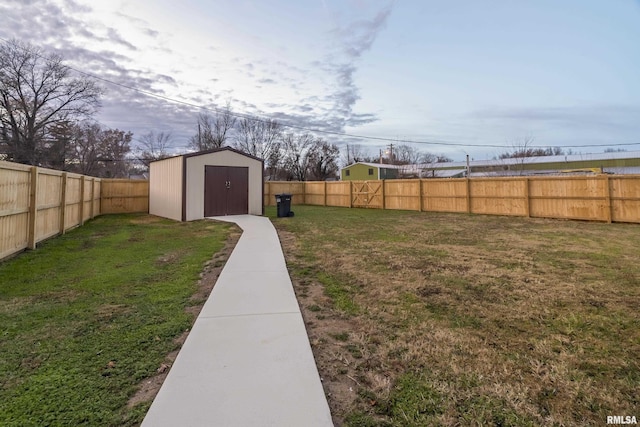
264, 176, 640, 224
101, 179, 149, 214
1, 160, 149, 260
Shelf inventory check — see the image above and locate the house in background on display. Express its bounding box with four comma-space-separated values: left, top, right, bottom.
341, 151, 640, 180
340, 162, 402, 180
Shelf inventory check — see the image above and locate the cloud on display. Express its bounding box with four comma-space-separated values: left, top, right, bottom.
336, 5, 395, 58
0, 0, 395, 151
106, 28, 138, 51
321, 2, 395, 132
472, 104, 640, 133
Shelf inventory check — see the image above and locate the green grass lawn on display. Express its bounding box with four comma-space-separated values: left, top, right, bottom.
0, 214, 231, 427
268, 206, 640, 427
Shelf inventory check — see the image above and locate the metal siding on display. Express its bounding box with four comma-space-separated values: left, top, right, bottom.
185, 151, 262, 220
149, 157, 184, 221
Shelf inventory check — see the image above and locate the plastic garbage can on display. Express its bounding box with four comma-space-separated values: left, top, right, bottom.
275, 193, 294, 218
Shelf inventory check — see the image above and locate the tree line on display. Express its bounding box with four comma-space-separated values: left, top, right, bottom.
343, 143, 452, 166
0, 39, 341, 180
0, 40, 135, 177
179, 108, 341, 181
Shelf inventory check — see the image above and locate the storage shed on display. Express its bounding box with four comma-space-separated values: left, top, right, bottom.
149, 148, 263, 221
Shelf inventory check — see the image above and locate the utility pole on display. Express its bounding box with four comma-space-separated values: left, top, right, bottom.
379, 149, 383, 164
346, 144, 350, 164
387, 143, 394, 164
466, 154, 470, 177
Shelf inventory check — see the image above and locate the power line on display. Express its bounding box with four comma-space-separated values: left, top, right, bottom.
1, 37, 639, 151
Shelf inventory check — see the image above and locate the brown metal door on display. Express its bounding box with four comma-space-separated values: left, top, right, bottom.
226, 167, 249, 215
204, 166, 249, 216
204, 166, 228, 216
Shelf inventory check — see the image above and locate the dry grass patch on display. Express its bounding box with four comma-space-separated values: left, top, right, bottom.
271, 206, 640, 427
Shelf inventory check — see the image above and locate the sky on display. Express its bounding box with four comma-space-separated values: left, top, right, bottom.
1, 0, 639, 161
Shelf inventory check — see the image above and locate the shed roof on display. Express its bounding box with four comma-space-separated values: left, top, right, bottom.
149, 146, 263, 164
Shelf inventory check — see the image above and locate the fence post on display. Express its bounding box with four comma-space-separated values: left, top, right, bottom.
28, 167, 38, 250
380, 180, 385, 210
302, 181, 306, 205
60, 173, 67, 234
603, 175, 612, 223
89, 178, 95, 219
349, 181, 353, 208
265, 182, 270, 207
524, 177, 531, 218
418, 179, 423, 212
324, 181, 327, 206
79, 175, 85, 226
466, 178, 471, 214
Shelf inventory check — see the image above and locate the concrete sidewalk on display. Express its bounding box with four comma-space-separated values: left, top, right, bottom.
141, 215, 333, 427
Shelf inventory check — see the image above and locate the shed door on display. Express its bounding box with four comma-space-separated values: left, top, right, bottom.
204, 166, 249, 216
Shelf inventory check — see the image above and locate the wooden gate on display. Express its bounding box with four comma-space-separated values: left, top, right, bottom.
351, 181, 383, 209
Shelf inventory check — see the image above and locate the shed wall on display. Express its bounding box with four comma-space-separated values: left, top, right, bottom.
185, 151, 262, 220
342, 164, 379, 180
149, 156, 183, 221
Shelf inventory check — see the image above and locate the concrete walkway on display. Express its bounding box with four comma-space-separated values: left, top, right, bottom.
141, 215, 333, 427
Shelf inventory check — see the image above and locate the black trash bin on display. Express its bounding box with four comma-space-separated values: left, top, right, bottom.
275, 193, 294, 218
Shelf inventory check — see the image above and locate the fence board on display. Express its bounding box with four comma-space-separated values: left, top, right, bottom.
421, 179, 467, 213
65, 177, 82, 230
529, 176, 608, 221
263, 182, 305, 206
607, 176, 640, 223
0, 212, 29, 260
470, 178, 528, 216
326, 181, 351, 207
304, 182, 326, 206
36, 171, 63, 239
101, 179, 149, 214
385, 180, 421, 211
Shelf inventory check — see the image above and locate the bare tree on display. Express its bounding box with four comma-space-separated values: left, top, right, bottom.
45, 120, 75, 170
394, 144, 422, 165
138, 130, 172, 167
497, 135, 542, 175
308, 139, 340, 181
212, 101, 236, 147
343, 143, 372, 165
189, 102, 236, 151
70, 122, 132, 177
281, 132, 317, 181
189, 113, 215, 151
435, 154, 453, 162
233, 116, 281, 160
499, 136, 563, 160
265, 141, 284, 180
0, 39, 102, 165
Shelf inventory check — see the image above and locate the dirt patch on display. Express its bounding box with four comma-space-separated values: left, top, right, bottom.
126, 226, 241, 408
278, 229, 364, 425
96, 304, 131, 321
126, 330, 188, 408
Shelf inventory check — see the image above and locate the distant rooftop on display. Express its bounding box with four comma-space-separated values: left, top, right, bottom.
420, 150, 640, 170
